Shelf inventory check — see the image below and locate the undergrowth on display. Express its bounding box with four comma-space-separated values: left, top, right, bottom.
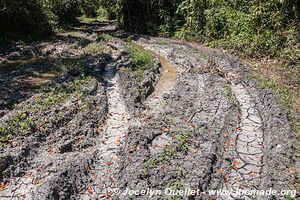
0, 75, 91, 143
125, 43, 155, 81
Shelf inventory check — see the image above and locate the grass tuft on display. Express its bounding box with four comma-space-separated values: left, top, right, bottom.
125, 43, 155, 81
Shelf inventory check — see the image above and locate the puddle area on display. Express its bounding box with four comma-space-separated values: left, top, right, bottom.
153, 52, 177, 98
0, 57, 57, 89
0, 58, 39, 75
144, 48, 178, 111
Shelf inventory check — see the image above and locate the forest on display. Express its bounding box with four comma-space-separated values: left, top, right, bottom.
0, 0, 299, 199
1, 0, 300, 58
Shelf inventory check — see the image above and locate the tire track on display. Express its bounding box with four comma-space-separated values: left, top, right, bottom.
82, 63, 129, 199
220, 83, 264, 200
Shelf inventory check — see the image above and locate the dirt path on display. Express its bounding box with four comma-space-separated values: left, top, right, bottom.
0, 23, 295, 200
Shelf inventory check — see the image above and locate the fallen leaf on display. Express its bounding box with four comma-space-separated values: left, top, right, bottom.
233, 160, 241, 166
106, 161, 113, 166
0, 182, 8, 190
223, 175, 229, 182
87, 186, 93, 194
101, 139, 106, 144
162, 127, 171, 132
136, 145, 141, 151
11, 140, 18, 147
225, 138, 230, 146
84, 166, 91, 173
26, 171, 33, 177
114, 137, 121, 145
97, 127, 103, 134
109, 176, 115, 184
249, 171, 257, 177
218, 168, 225, 174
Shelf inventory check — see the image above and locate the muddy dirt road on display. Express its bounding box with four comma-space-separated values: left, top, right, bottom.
0, 21, 296, 200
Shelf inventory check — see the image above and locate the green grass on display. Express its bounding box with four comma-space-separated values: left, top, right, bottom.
256, 76, 292, 112
0, 111, 34, 142
158, 40, 170, 46
38, 76, 91, 109
249, 72, 300, 193
224, 82, 233, 100
125, 43, 155, 80
0, 75, 91, 143
78, 16, 99, 24
144, 130, 192, 171
83, 42, 105, 55
97, 33, 114, 41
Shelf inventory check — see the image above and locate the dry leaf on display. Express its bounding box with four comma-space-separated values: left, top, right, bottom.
218, 168, 225, 174
101, 139, 106, 144
0, 182, 8, 190
233, 160, 241, 166
97, 127, 103, 134
136, 145, 141, 151
87, 186, 93, 194
114, 137, 121, 145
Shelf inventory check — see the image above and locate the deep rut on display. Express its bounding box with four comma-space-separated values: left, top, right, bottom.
82, 63, 129, 199
0, 27, 294, 200
133, 37, 293, 199
220, 82, 264, 199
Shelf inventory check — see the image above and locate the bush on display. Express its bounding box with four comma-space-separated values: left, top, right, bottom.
0, 0, 82, 41
0, 0, 52, 41
49, 0, 81, 25
81, 0, 99, 18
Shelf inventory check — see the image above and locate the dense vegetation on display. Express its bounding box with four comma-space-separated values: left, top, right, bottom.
0, 0, 99, 41
113, 0, 300, 59
1, 0, 299, 59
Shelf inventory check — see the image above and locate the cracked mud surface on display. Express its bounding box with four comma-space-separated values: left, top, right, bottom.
0, 23, 296, 200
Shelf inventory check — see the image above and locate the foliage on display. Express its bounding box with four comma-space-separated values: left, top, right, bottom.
81, 0, 99, 17
47, 0, 81, 25
106, 0, 300, 57
0, 0, 82, 41
0, 0, 52, 41
125, 44, 154, 80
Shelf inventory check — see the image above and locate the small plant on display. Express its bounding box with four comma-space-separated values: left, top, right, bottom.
144, 129, 194, 171
97, 33, 114, 41
224, 82, 233, 100
37, 75, 91, 109
0, 111, 34, 142
125, 43, 155, 81
83, 42, 105, 55
257, 76, 292, 112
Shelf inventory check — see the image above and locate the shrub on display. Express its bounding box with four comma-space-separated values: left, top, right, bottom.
48, 0, 81, 25
0, 0, 52, 41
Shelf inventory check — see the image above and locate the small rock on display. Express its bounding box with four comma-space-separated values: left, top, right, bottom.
162, 93, 170, 100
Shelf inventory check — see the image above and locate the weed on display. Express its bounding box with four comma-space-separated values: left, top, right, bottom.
38, 75, 91, 109
0, 75, 91, 143
0, 111, 34, 142
224, 82, 233, 100
144, 129, 193, 171
257, 76, 292, 112
83, 42, 105, 55
158, 40, 170, 46
98, 33, 114, 41
125, 43, 155, 80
